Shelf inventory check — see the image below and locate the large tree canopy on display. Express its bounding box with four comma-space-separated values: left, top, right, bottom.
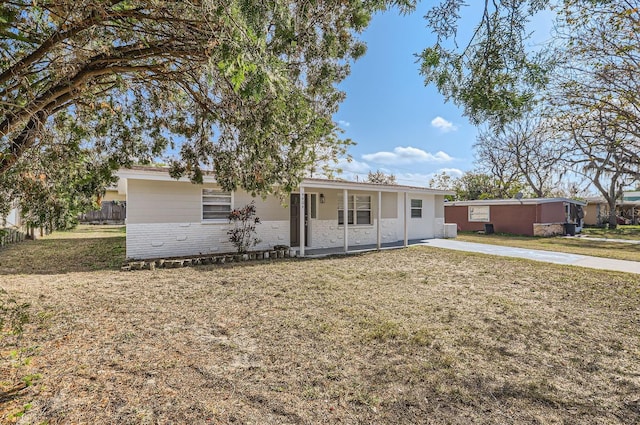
0, 0, 413, 196
4, 0, 635, 231
429, 0, 638, 214
421, 0, 637, 132
420, 0, 553, 127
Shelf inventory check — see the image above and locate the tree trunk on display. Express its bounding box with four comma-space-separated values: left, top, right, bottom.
608, 200, 618, 229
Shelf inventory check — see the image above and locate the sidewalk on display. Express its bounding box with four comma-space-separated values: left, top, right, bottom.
420, 239, 640, 275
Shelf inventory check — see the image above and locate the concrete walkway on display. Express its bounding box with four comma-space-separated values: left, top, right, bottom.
420, 239, 640, 275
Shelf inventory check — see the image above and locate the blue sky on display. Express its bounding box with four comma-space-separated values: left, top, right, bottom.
330, 3, 554, 187
330, 3, 476, 186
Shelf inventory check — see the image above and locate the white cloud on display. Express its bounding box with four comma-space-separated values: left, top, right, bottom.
335, 157, 370, 174
395, 168, 463, 187
394, 173, 437, 187
362, 146, 453, 165
431, 116, 458, 133
310, 156, 464, 187
337, 120, 351, 128
311, 157, 371, 180
437, 168, 464, 178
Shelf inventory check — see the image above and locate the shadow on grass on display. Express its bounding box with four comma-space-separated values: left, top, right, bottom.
43, 224, 126, 239
0, 236, 125, 275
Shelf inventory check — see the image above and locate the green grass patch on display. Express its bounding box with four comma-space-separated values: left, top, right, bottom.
456, 231, 640, 262
581, 224, 640, 240
0, 225, 125, 274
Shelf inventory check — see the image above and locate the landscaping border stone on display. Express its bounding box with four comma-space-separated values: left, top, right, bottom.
121, 248, 292, 271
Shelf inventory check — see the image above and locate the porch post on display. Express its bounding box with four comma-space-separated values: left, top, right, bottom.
377, 191, 381, 250
299, 186, 305, 257
343, 189, 348, 253
404, 191, 408, 247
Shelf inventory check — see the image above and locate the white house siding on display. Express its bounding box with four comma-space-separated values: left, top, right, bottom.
125, 178, 291, 259
3, 207, 21, 228
127, 179, 202, 224
381, 192, 398, 218
434, 195, 446, 218
122, 172, 451, 258
406, 193, 438, 240
235, 191, 289, 221
433, 195, 446, 237
126, 220, 289, 259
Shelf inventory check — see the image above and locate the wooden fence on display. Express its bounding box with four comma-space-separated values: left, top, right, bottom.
0, 228, 26, 248
79, 201, 126, 223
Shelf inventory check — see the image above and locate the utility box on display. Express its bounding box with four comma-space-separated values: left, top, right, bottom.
564, 223, 576, 236
484, 223, 495, 235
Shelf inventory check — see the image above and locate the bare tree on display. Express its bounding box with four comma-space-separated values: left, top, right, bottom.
562, 107, 638, 227
475, 115, 565, 198
366, 170, 397, 185
548, 1, 640, 227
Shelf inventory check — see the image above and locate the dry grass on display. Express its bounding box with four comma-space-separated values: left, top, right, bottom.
456, 232, 640, 262
1, 228, 640, 424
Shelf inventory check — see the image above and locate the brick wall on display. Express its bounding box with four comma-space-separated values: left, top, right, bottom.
126, 220, 289, 259
533, 223, 565, 237
308, 218, 401, 249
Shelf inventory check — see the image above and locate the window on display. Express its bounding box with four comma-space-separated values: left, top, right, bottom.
202, 188, 231, 220
411, 199, 422, 218
338, 194, 371, 225
337, 194, 353, 225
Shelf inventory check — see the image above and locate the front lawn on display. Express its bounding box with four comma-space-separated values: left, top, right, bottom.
1, 228, 639, 423
456, 232, 640, 262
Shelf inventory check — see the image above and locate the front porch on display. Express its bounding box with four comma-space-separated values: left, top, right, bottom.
292, 179, 452, 257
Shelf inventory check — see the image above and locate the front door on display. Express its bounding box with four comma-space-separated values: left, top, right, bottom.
290, 194, 308, 247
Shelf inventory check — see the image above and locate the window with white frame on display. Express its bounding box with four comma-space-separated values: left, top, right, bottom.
411, 199, 423, 218
202, 188, 232, 220
338, 194, 371, 225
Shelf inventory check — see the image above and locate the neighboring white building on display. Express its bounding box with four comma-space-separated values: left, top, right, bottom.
1, 205, 22, 229
117, 167, 455, 259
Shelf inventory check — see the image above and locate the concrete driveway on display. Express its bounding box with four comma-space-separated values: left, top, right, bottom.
421, 239, 640, 275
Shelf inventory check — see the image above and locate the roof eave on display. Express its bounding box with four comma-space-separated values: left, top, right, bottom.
300, 178, 454, 195
445, 198, 587, 207
116, 167, 217, 184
